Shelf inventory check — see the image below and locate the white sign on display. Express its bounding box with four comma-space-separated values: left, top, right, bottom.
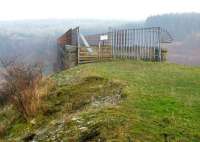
100, 35, 108, 41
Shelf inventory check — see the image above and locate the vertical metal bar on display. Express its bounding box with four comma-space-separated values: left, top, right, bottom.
128, 29, 133, 59
77, 27, 80, 64
115, 30, 118, 58
150, 28, 153, 60
132, 29, 134, 59
145, 29, 149, 60
140, 29, 142, 60
112, 29, 115, 59
114, 29, 117, 58
155, 28, 158, 61
145, 29, 148, 60
139, 29, 142, 59
124, 29, 126, 58
141, 29, 143, 60
134, 29, 136, 59
114, 30, 116, 58
142, 28, 144, 60
156, 27, 159, 61
126, 29, 128, 59
126, 29, 130, 59
136, 29, 138, 60
114, 29, 118, 58
117, 30, 119, 58
125, 29, 127, 58
138, 29, 140, 60
138, 29, 139, 60
122, 30, 124, 59
110, 29, 113, 58
137, 29, 140, 60
146, 29, 148, 60
143, 28, 145, 60
135, 29, 137, 60
128, 30, 132, 59
117, 30, 121, 58
144, 28, 146, 60
133, 29, 135, 59
116, 30, 119, 58
153, 28, 156, 61
120, 30, 122, 58
119, 30, 120, 58
112, 30, 114, 58
127, 29, 129, 59
148, 29, 151, 61
158, 27, 161, 62
119, 30, 122, 58
149, 28, 152, 61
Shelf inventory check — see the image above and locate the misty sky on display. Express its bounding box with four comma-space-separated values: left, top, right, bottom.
0, 0, 199, 21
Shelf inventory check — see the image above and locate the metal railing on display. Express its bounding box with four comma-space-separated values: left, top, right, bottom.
110, 27, 162, 61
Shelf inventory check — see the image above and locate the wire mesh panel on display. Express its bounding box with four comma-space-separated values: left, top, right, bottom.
111, 27, 162, 61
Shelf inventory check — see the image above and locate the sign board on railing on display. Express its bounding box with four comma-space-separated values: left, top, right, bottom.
100, 35, 108, 41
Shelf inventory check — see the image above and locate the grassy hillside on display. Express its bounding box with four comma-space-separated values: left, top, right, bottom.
1, 60, 200, 141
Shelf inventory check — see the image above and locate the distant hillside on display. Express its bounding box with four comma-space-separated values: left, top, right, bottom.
145, 13, 200, 41
143, 13, 200, 65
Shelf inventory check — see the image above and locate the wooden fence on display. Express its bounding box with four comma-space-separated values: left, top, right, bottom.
78, 46, 112, 64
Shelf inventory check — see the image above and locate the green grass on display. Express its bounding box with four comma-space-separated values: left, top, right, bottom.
53, 60, 200, 141
1, 60, 200, 141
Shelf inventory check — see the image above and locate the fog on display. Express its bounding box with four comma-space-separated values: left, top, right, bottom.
0, 13, 200, 77
0, 19, 131, 74
0, 0, 199, 21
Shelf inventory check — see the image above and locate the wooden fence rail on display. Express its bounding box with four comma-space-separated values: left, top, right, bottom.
78, 46, 112, 64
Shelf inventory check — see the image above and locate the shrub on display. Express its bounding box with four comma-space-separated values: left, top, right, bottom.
0, 94, 8, 106
0, 124, 6, 138
0, 58, 44, 121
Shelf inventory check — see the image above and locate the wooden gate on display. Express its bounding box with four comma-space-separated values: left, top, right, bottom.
78, 46, 112, 64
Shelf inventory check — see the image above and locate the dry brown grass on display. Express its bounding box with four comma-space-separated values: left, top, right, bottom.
0, 58, 54, 121
0, 125, 6, 138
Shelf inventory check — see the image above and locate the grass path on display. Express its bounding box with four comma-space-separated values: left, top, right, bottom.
58, 60, 200, 141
